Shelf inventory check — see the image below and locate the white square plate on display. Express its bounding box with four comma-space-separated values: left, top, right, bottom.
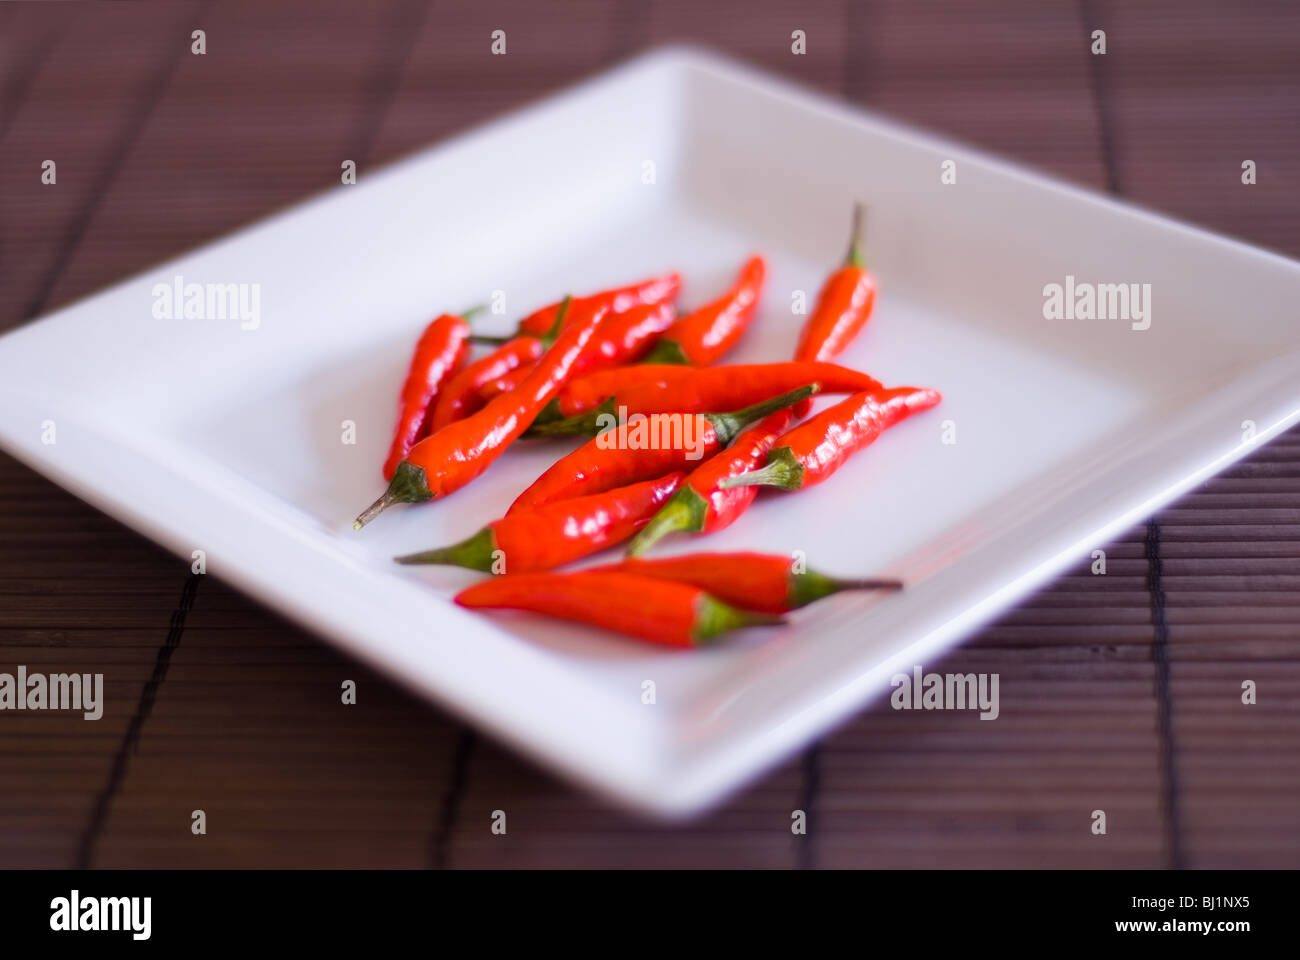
2, 48, 1298, 817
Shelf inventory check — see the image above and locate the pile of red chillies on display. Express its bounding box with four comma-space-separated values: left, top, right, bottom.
355, 203, 941, 647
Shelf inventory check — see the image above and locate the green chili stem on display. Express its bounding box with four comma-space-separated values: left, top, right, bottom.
706, 384, 817, 445
353, 462, 434, 530
692, 594, 785, 644
844, 201, 867, 269
394, 527, 496, 571
715, 446, 804, 491
625, 486, 709, 556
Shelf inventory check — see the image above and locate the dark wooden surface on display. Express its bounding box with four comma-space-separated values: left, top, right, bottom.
1, 0, 1297, 869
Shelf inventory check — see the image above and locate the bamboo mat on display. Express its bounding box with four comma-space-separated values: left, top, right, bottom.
1, 0, 1297, 869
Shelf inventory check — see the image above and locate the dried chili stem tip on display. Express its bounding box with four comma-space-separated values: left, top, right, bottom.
844, 201, 867, 269
353, 462, 434, 530
788, 571, 901, 609
601, 552, 903, 613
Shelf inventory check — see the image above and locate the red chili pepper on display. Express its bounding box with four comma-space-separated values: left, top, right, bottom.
428, 337, 544, 434
534, 364, 697, 424
396, 472, 685, 572
719, 385, 941, 492
625, 409, 794, 555
474, 301, 674, 414
507, 384, 816, 513
795, 203, 874, 363
792, 204, 875, 416
594, 552, 902, 614
513, 272, 680, 338
567, 301, 676, 377
479, 358, 537, 400
529, 362, 880, 438
455, 571, 783, 648
642, 256, 765, 365
381, 313, 472, 481
353, 297, 607, 528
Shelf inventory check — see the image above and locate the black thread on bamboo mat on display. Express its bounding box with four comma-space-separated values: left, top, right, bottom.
22, 1, 207, 323
1080, 0, 1186, 868
429, 727, 478, 869
75, 573, 201, 868
843, 0, 877, 104
343, 0, 427, 169
1144, 521, 1186, 869
0, 21, 63, 143
797, 741, 823, 869
1079, 0, 1123, 195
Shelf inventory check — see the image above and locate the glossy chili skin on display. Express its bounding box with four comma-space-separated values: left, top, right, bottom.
455, 571, 781, 648
690, 410, 796, 529
398, 472, 685, 572
643, 255, 765, 365
353, 301, 608, 527
509, 384, 814, 513
549, 365, 696, 418
795, 204, 874, 363
493, 472, 684, 570
429, 336, 544, 433
516, 272, 680, 337
479, 359, 537, 400
727, 386, 942, 491
623, 410, 794, 555
598, 552, 903, 614
382, 314, 471, 480
566, 301, 675, 378
509, 421, 719, 513
796, 266, 876, 363
791, 204, 874, 416
612, 362, 875, 415
407, 305, 609, 486
531, 362, 878, 436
